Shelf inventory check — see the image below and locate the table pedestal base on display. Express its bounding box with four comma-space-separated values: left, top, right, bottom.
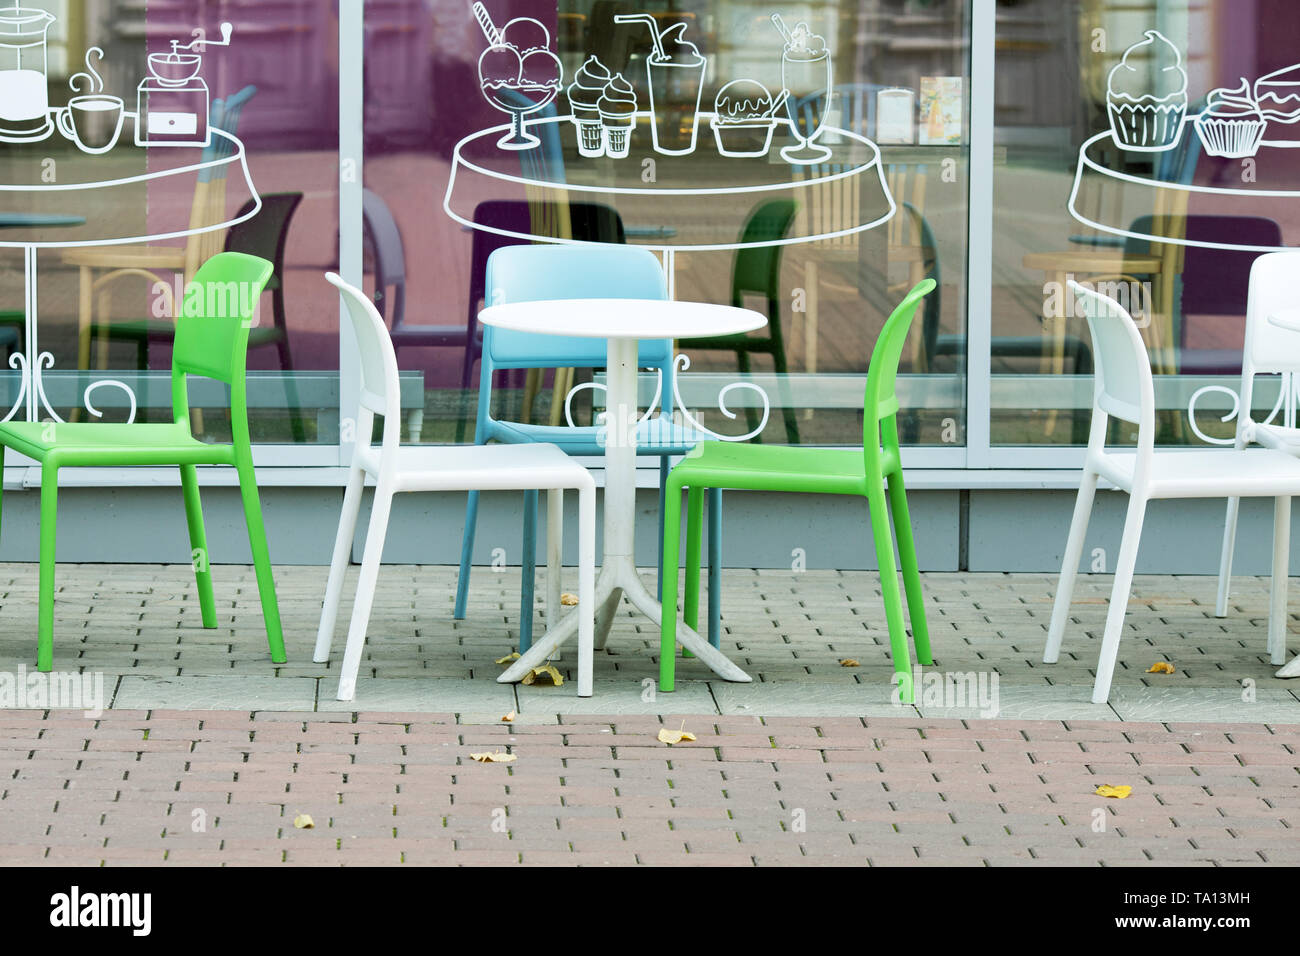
497, 553, 752, 695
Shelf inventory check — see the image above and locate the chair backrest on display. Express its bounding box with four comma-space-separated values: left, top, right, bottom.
186, 86, 257, 281
468, 200, 627, 339
1239, 251, 1300, 429
225, 192, 303, 295
733, 199, 798, 304
362, 187, 406, 327
483, 244, 671, 371
1068, 280, 1156, 453
864, 279, 934, 472
325, 272, 402, 442
170, 252, 274, 433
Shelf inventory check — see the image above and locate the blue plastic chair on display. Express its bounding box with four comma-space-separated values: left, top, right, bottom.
454, 244, 723, 652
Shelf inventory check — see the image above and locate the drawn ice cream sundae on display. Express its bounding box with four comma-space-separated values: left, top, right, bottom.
615, 13, 707, 156
711, 79, 787, 158
1105, 30, 1187, 152
1255, 63, 1300, 148
472, 1, 563, 150
1194, 78, 1267, 158
772, 15, 832, 164
567, 55, 611, 157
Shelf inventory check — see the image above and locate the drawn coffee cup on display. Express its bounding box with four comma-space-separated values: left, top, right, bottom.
57, 94, 125, 154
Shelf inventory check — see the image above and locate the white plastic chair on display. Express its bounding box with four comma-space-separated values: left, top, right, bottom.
314, 273, 596, 701
1214, 253, 1300, 648
1045, 280, 1300, 703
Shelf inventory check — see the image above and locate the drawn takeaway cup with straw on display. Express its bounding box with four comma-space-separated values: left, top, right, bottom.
472, 1, 562, 150
615, 13, 706, 156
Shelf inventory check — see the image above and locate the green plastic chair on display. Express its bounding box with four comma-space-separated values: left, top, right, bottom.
660, 279, 936, 702
0, 252, 286, 672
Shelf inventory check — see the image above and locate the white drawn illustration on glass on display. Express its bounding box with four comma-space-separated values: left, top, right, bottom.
0, 4, 56, 143
614, 13, 705, 156
0, 7, 261, 425
137, 21, 232, 147
771, 15, 832, 164
58, 47, 123, 155
1068, 31, 1299, 255
472, 1, 563, 151
446, 7, 900, 440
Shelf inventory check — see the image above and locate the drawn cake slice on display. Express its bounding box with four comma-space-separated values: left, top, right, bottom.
1255, 62, 1300, 147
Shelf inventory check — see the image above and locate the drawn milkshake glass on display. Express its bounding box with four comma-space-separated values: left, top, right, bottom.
615, 13, 706, 155
0, 4, 57, 143
772, 14, 832, 164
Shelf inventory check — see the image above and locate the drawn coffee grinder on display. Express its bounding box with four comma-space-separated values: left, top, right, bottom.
136, 22, 234, 147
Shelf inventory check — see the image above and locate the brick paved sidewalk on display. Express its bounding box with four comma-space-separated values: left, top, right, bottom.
1, 564, 1299, 721
1, 709, 1297, 866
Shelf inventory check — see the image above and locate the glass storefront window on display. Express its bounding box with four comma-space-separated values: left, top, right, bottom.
992, 0, 1300, 449
366, 0, 971, 449
0, 0, 339, 446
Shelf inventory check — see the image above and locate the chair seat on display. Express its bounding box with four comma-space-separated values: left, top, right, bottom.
670, 441, 896, 496
355, 441, 593, 494
1099, 448, 1300, 498
0, 421, 231, 466
489, 415, 710, 456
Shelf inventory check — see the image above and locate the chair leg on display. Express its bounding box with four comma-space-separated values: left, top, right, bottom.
708, 487, 721, 649
867, 485, 913, 703
337, 482, 395, 701
657, 457, 668, 601
576, 481, 596, 697
37, 464, 58, 672
179, 464, 217, 629
235, 458, 286, 664
547, 487, 562, 634
1216, 496, 1241, 618
682, 486, 704, 657
275, 336, 306, 444
1092, 494, 1148, 704
314, 464, 366, 663
660, 481, 684, 692
1269, 495, 1290, 666
886, 469, 930, 665
454, 489, 479, 620
1044, 470, 1099, 663
520, 489, 538, 653
770, 345, 800, 445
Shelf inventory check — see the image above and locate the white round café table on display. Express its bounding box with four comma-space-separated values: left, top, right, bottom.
478, 298, 766, 686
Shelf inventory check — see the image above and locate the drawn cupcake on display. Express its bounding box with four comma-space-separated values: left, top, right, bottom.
567, 55, 610, 158
1106, 30, 1188, 151
1194, 78, 1266, 157
710, 80, 780, 157
598, 73, 637, 159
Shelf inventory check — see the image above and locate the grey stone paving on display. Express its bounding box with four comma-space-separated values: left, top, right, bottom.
0, 562, 1298, 721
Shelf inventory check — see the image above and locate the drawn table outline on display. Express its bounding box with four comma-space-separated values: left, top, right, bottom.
1067, 123, 1300, 254
444, 111, 897, 285
479, 297, 766, 690
0, 121, 260, 424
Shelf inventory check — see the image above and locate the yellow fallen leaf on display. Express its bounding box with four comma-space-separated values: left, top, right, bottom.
1094, 784, 1132, 799
293, 813, 315, 829
657, 721, 697, 746
521, 664, 564, 686
501, 710, 516, 723
560, 592, 579, 606
469, 751, 517, 763
494, 652, 521, 665
1147, 661, 1175, 674
839, 658, 860, 667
